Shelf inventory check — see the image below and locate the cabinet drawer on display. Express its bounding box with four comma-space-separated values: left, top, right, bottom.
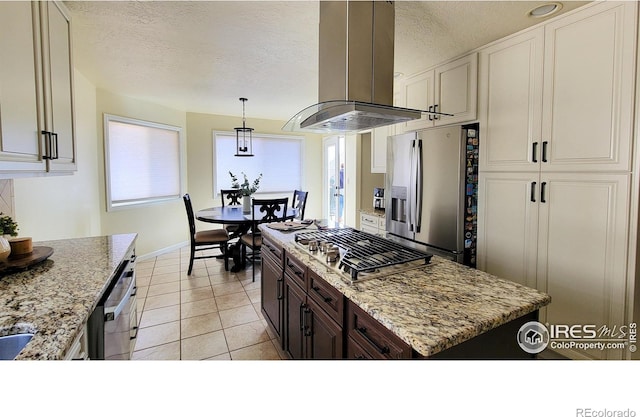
262, 235, 284, 266
346, 301, 412, 359
360, 213, 378, 227
284, 252, 307, 290
360, 224, 379, 235
307, 269, 344, 326
346, 336, 374, 359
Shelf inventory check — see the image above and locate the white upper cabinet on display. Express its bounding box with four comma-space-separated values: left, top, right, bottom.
400, 53, 478, 131
480, 1, 636, 173
479, 28, 544, 172
0, 2, 47, 172
370, 90, 403, 174
43, 1, 76, 172
370, 125, 389, 174
0, 1, 76, 176
541, 1, 636, 172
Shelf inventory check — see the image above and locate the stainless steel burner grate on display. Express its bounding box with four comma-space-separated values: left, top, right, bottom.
294, 228, 432, 280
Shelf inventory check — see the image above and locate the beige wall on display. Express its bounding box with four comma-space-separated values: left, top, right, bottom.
185, 112, 323, 221
13, 70, 102, 241
13, 76, 324, 258
359, 132, 385, 212
96, 89, 188, 256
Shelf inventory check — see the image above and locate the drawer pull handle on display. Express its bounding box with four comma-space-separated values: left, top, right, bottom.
356, 326, 390, 355
264, 242, 277, 253
130, 326, 139, 340
311, 286, 332, 303
287, 260, 303, 277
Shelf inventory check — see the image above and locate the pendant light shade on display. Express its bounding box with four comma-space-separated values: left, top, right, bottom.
234, 97, 254, 157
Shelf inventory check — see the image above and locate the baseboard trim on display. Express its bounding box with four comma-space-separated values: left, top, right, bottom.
137, 241, 188, 261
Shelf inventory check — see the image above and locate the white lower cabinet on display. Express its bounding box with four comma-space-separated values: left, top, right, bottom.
360, 212, 385, 237
478, 172, 630, 359
64, 322, 89, 360
477, 173, 539, 290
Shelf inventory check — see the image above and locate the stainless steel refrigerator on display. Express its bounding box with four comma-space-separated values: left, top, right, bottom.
385, 124, 479, 266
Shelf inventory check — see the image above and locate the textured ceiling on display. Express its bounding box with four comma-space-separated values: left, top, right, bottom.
65, 0, 589, 122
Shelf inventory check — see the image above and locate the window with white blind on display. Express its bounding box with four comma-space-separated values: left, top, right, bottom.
104, 114, 184, 210
213, 132, 303, 197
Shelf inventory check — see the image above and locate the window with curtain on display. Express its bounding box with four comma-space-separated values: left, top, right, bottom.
104, 114, 184, 210
213, 132, 303, 196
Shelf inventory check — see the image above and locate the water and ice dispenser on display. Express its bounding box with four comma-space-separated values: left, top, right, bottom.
390, 186, 407, 224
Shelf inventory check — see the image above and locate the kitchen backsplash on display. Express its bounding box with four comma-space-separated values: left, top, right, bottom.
0, 179, 15, 218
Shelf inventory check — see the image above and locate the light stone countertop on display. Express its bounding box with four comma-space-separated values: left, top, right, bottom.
0, 234, 137, 360
359, 208, 386, 218
260, 225, 551, 357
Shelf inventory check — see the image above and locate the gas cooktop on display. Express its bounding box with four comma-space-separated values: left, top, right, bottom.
294, 228, 432, 282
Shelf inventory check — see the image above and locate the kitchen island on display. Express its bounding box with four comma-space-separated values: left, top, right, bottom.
0, 234, 137, 360
259, 225, 551, 358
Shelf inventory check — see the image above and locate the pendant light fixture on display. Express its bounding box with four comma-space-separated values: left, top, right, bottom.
234, 97, 254, 157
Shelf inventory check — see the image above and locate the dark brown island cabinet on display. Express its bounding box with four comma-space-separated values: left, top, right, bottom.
283, 252, 344, 359
261, 234, 411, 359
260, 234, 537, 360
260, 235, 285, 341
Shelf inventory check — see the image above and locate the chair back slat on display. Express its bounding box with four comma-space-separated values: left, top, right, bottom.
251, 197, 289, 230
292, 190, 308, 220
183, 194, 197, 241
221, 189, 242, 207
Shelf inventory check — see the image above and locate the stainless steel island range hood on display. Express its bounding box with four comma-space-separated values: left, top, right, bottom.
283, 1, 447, 134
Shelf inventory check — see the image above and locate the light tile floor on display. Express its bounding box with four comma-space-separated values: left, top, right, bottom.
132, 246, 287, 360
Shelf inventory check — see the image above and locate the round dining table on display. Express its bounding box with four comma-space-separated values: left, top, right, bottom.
196, 205, 297, 272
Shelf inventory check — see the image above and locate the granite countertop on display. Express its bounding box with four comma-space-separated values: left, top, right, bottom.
360, 208, 385, 217
260, 226, 551, 357
0, 234, 137, 360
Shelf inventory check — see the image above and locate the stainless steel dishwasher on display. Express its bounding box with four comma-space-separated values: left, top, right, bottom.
87, 246, 137, 360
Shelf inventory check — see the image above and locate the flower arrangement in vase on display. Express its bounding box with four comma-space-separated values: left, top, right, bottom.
229, 171, 263, 213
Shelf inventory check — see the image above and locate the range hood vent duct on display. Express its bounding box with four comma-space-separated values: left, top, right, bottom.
283, 1, 446, 134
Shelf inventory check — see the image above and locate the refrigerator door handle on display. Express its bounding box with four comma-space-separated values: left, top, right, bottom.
414, 139, 423, 233
408, 140, 417, 232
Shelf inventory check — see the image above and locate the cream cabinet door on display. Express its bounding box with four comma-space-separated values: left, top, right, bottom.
541, 1, 636, 172
478, 28, 544, 173
41, 1, 76, 172
477, 172, 539, 289
434, 52, 477, 126
0, 2, 47, 173
536, 173, 630, 360
402, 69, 435, 132
370, 125, 388, 173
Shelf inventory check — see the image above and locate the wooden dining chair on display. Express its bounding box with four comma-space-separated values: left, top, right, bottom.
240, 197, 289, 282
220, 189, 243, 238
183, 194, 230, 275
291, 190, 309, 220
